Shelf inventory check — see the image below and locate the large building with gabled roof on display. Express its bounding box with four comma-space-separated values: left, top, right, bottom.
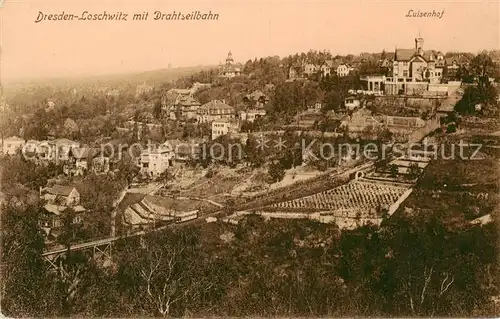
392, 36, 445, 83
196, 99, 236, 123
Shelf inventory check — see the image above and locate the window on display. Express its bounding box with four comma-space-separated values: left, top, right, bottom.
403, 62, 408, 66
403, 70, 408, 77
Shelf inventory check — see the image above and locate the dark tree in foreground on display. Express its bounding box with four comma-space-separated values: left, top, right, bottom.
1, 202, 46, 316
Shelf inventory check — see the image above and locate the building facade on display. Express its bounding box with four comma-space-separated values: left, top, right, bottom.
136, 82, 154, 97
197, 100, 236, 123
138, 143, 175, 178
336, 64, 354, 77
219, 51, 242, 78
40, 185, 86, 236
239, 109, 266, 122
2, 136, 25, 155
211, 118, 240, 140
392, 36, 444, 83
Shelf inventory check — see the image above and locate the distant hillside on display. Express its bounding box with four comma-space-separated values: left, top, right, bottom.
3, 65, 217, 88
127, 65, 218, 85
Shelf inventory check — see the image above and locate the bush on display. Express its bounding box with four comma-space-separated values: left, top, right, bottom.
268, 162, 285, 183
205, 168, 215, 178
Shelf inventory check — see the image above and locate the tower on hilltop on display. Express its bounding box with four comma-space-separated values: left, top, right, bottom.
226, 51, 234, 65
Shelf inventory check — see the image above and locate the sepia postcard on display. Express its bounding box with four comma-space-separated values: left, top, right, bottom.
0, 0, 499, 317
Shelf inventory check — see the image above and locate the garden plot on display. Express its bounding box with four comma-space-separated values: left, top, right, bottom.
269, 179, 409, 212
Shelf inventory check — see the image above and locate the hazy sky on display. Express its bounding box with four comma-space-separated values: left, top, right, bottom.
1, 0, 498, 80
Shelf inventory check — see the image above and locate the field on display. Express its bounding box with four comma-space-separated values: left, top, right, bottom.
180, 173, 249, 204
268, 179, 409, 213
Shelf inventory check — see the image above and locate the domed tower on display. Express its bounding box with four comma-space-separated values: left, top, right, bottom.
226, 51, 234, 65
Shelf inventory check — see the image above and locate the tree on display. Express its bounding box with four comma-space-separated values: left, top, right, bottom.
158, 169, 174, 184
470, 52, 496, 80
454, 85, 498, 115
323, 90, 342, 112
390, 164, 398, 177
55, 252, 89, 316
139, 246, 185, 316
270, 82, 305, 116
359, 60, 383, 76
244, 135, 265, 168
153, 99, 163, 120
407, 163, 422, 180
377, 128, 393, 143
1, 202, 47, 316
268, 161, 285, 183
118, 231, 214, 317
57, 207, 80, 247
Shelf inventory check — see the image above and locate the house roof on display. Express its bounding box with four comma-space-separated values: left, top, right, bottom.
200, 100, 235, 111
117, 192, 146, 210
43, 204, 66, 216
396, 48, 443, 62
337, 63, 353, 69
384, 52, 396, 60
176, 95, 201, 106
410, 55, 427, 63
445, 57, 458, 65
445, 55, 470, 66
46, 185, 76, 197
395, 48, 416, 61
321, 60, 335, 67
470, 214, 493, 225
245, 90, 267, 101
50, 138, 79, 147
219, 63, 242, 72
168, 88, 191, 95
73, 205, 86, 212
70, 147, 101, 159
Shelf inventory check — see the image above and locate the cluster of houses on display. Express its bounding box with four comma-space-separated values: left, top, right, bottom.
288, 60, 355, 80
1, 137, 110, 176
161, 79, 268, 132
136, 82, 154, 97
287, 36, 470, 98
136, 87, 271, 178
362, 36, 468, 96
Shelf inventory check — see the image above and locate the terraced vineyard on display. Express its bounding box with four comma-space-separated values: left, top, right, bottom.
269, 179, 410, 212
